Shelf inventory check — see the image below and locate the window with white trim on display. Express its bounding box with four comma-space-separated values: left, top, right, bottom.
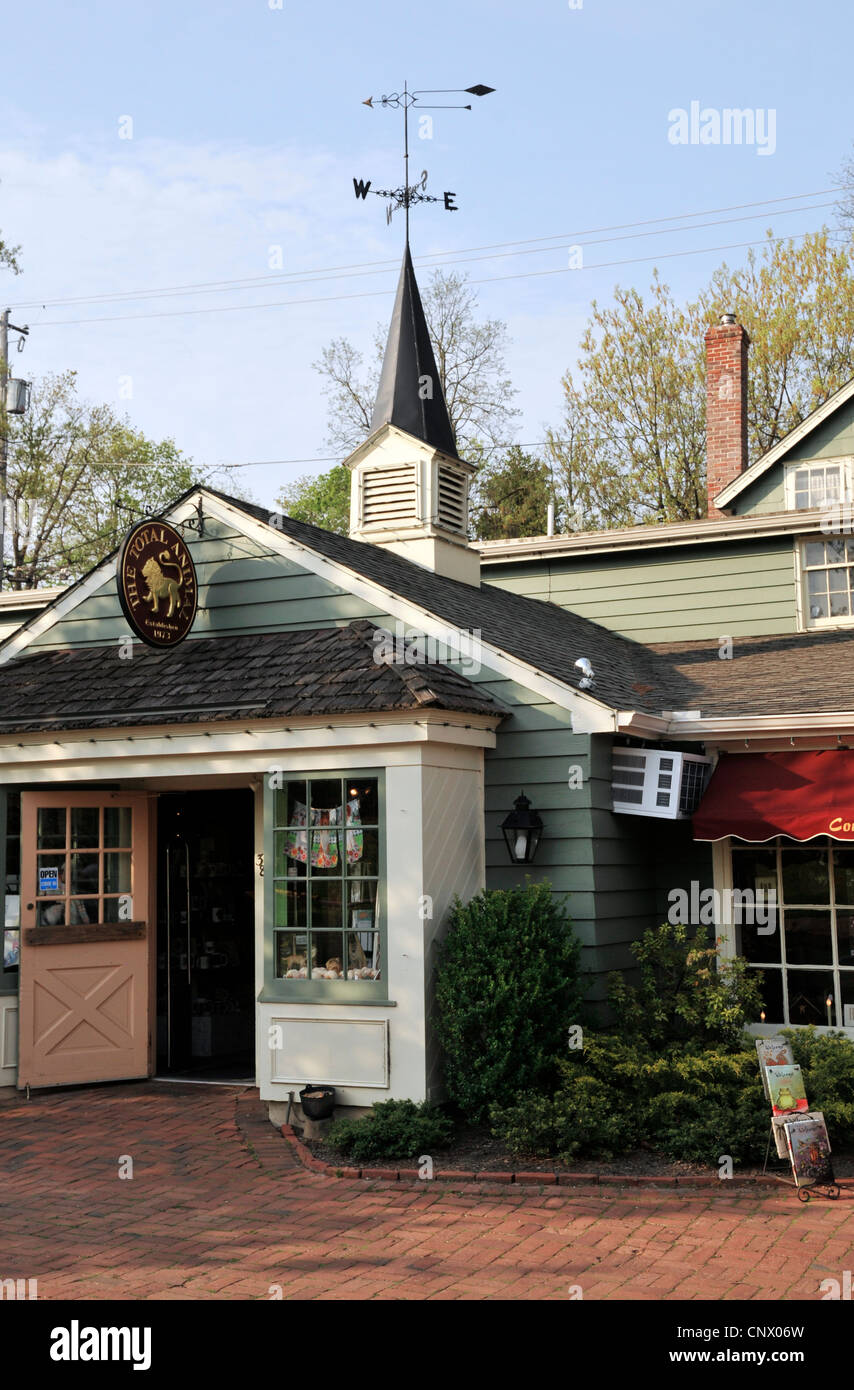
731, 836, 854, 1030
800, 536, 854, 626
786, 458, 854, 511
270, 775, 383, 992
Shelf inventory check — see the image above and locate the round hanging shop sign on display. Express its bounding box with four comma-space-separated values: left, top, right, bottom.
117, 519, 198, 647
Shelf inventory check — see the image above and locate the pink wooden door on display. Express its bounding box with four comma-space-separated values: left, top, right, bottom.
17, 791, 151, 1089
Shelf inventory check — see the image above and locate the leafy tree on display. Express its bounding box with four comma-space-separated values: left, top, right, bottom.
3, 370, 210, 588
314, 268, 520, 456
469, 446, 557, 540
547, 230, 854, 528
0, 226, 21, 275
276, 463, 350, 535
547, 274, 706, 528
607, 921, 764, 1049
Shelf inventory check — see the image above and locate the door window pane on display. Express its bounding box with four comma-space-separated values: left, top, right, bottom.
70, 807, 99, 849
753, 967, 784, 1025
104, 852, 131, 895
104, 807, 132, 848
37, 808, 66, 850
784, 910, 833, 965
834, 909, 854, 966
787, 970, 836, 1026
103, 896, 133, 923
37, 899, 65, 926
781, 848, 829, 903
68, 899, 98, 925
739, 913, 782, 963
70, 853, 100, 896
37, 856, 64, 894
834, 849, 854, 904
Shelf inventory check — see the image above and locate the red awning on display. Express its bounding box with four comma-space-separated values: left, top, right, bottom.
693, 750, 854, 843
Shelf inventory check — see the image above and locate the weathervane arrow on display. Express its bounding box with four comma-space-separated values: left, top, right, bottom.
353, 81, 494, 240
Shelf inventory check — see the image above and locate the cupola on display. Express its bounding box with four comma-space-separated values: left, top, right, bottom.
345, 246, 479, 587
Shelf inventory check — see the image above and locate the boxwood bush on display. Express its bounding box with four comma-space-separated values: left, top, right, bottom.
326, 1099, 454, 1162
434, 881, 583, 1123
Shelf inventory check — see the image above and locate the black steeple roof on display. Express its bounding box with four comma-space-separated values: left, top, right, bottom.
370, 243, 460, 459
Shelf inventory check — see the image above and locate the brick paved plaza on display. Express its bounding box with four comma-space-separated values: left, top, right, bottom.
0, 1083, 852, 1301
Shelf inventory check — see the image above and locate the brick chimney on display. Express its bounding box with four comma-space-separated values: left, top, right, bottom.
705, 312, 749, 517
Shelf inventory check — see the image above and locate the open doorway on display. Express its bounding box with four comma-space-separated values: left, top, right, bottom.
155, 789, 255, 1082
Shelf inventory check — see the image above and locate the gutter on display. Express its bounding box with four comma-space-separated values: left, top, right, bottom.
477, 508, 832, 564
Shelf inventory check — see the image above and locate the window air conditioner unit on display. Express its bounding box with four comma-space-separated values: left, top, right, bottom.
611, 748, 711, 820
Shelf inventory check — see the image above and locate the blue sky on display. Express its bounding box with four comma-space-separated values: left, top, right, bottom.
0, 0, 851, 508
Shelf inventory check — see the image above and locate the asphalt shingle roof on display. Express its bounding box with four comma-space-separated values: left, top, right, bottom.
0, 621, 505, 734
647, 630, 854, 718
207, 488, 670, 712
7, 485, 854, 724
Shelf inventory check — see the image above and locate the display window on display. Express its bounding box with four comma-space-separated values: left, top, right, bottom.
731, 836, 854, 1029
271, 774, 383, 992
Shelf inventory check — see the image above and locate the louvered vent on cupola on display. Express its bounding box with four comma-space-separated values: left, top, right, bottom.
361, 465, 417, 526
436, 465, 467, 534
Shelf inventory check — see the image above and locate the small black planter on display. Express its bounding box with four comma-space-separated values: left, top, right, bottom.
300, 1085, 336, 1121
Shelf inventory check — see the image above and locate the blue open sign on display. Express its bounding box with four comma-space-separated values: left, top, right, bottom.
39, 867, 59, 893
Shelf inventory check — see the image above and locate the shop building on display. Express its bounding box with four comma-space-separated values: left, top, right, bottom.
2, 285, 854, 1101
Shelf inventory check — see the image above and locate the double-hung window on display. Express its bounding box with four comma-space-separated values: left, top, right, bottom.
801, 536, 854, 625
268, 773, 384, 997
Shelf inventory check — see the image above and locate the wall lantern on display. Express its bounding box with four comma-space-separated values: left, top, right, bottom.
501, 791, 543, 864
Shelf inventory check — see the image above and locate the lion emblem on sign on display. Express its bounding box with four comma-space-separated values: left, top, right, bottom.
142, 551, 183, 618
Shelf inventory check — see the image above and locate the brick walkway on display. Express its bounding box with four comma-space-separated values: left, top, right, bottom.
0, 1082, 852, 1300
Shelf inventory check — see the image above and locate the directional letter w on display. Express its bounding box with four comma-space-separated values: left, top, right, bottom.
353, 178, 372, 199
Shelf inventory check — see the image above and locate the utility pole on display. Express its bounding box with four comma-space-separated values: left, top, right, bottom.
0, 309, 30, 591
0, 308, 8, 592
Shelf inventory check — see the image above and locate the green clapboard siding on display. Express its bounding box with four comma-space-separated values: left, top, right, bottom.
25, 516, 385, 650
734, 395, 854, 515
483, 535, 797, 641
17, 514, 698, 995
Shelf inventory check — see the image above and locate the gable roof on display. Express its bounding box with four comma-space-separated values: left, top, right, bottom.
204, 488, 672, 712
370, 244, 459, 460
0, 620, 504, 734
0, 484, 674, 721
714, 374, 854, 510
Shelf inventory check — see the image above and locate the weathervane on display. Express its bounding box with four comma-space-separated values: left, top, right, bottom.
353, 82, 495, 240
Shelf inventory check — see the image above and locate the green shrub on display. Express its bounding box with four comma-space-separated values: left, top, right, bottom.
490, 1033, 768, 1166
434, 881, 583, 1122
783, 1026, 854, 1143
326, 1099, 454, 1162
491, 1071, 639, 1162
607, 921, 764, 1048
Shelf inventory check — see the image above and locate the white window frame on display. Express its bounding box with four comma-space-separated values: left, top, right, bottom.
716, 835, 854, 1038
785, 456, 854, 513
796, 534, 854, 631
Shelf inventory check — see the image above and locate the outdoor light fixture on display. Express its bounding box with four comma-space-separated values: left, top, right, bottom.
501, 791, 543, 864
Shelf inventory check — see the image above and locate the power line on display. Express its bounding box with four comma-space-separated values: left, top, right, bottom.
31, 226, 844, 328
7, 186, 843, 313
4, 199, 828, 312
